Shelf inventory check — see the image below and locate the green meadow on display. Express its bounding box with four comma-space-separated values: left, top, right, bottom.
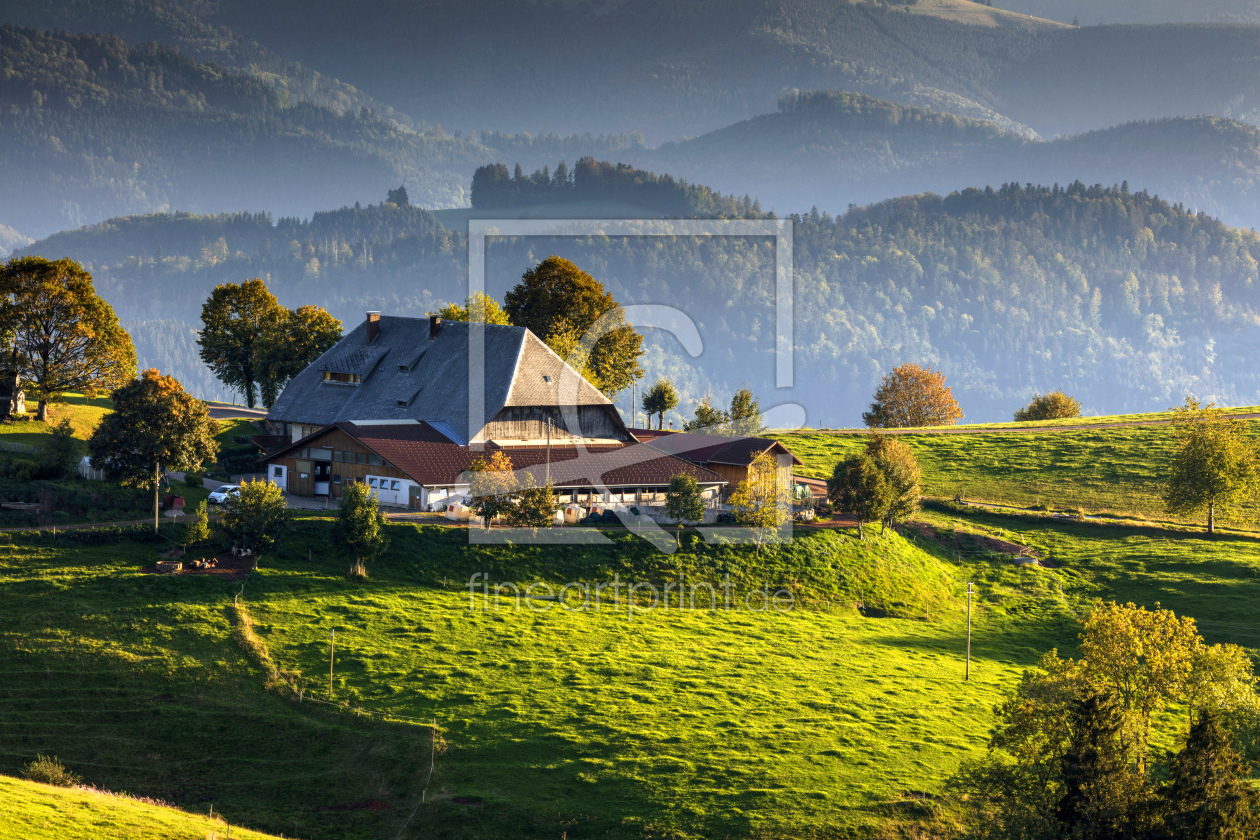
774, 411, 1260, 525
3, 413, 1260, 838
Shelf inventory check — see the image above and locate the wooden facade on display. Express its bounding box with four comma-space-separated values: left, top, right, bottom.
265, 427, 423, 507
477, 405, 626, 443
708, 455, 795, 501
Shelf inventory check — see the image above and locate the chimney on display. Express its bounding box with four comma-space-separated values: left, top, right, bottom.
365, 311, 381, 345
429, 314, 442, 340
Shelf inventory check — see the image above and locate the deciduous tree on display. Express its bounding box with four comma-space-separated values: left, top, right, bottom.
504, 256, 644, 397
863, 363, 963, 428
826, 453, 892, 539
335, 481, 389, 578
728, 387, 763, 436
467, 450, 518, 527
728, 449, 789, 553
254, 305, 343, 407
87, 369, 220, 532
1015, 390, 1082, 422
197, 278, 285, 408
220, 478, 289, 556
683, 396, 729, 434
865, 433, 922, 528
642, 378, 679, 430
0, 257, 136, 422
506, 483, 557, 530
665, 474, 706, 546
1163, 398, 1259, 534
438, 293, 510, 325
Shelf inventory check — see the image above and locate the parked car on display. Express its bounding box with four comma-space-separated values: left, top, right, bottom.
208, 485, 240, 505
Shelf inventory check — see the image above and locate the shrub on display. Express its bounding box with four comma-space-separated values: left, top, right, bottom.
23, 754, 80, 787
1014, 390, 1082, 422
183, 471, 204, 488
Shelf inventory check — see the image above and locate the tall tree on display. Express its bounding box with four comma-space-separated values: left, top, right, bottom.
197, 278, 285, 408
254, 305, 343, 407
827, 453, 893, 539
438, 292, 511, 325
728, 387, 763, 436
728, 449, 790, 553
642, 378, 679, 430
863, 363, 963, 429
503, 256, 644, 397
334, 481, 389, 578
1163, 398, 1260, 534
1159, 711, 1260, 840
665, 474, 706, 547
683, 396, 729, 434
87, 369, 220, 532
0, 257, 136, 422
865, 433, 922, 528
1055, 692, 1147, 838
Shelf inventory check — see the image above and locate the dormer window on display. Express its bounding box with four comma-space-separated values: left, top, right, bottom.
323, 372, 361, 384
543, 375, 552, 383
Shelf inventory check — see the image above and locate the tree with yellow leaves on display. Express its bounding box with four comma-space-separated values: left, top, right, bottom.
728, 449, 790, 553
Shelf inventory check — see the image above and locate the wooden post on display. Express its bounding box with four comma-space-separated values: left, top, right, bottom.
329, 629, 335, 699
965, 582, 973, 681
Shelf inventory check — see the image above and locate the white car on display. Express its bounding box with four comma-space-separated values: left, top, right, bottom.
208, 485, 240, 505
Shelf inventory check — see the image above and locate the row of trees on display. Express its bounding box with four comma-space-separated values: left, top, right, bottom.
638, 377, 764, 435
470, 157, 765, 218
197, 278, 343, 408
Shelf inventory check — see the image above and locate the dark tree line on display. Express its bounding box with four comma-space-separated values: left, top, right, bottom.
471, 157, 765, 218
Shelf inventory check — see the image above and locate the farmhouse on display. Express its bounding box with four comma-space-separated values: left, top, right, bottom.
260, 313, 737, 509
633, 429, 802, 501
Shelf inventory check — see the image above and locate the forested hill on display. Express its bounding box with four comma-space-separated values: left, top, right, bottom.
24, 182, 1260, 423
639, 92, 1260, 230
0, 0, 408, 122
470, 158, 767, 218
0, 26, 491, 238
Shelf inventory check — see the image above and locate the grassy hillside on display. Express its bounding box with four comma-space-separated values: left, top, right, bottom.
0, 774, 283, 840
774, 407, 1260, 525
5, 471, 1260, 836
0, 518, 1052, 839
999, 0, 1260, 25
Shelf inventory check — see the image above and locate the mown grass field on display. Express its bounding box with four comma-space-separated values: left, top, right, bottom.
774, 410, 1260, 524
0, 774, 283, 840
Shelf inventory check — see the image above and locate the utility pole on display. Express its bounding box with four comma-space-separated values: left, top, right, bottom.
965, 582, 973, 681
631, 381, 636, 429
329, 629, 335, 699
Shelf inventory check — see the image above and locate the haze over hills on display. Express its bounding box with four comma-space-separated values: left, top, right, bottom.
636, 92, 1260, 229
0, 25, 494, 238
76, 0, 1260, 143
23, 181, 1260, 425
998, 0, 1260, 25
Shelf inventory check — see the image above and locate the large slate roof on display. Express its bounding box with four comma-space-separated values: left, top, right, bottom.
267, 316, 612, 442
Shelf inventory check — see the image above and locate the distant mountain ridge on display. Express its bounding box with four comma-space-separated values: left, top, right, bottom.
630, 92, 1260, 229
0, 25, 493, 237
